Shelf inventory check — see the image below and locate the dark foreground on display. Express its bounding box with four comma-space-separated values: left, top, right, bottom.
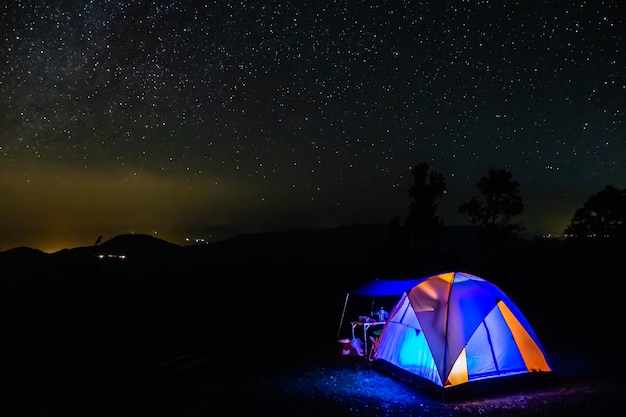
4, 334, 623, 417
1, 230, 624, 416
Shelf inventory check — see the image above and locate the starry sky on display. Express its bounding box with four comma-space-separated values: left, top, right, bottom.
1, 1, 624, 253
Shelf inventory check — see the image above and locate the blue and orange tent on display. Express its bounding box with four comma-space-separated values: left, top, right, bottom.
370, 272, 551, 393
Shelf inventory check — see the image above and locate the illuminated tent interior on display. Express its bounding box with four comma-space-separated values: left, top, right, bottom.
372, 271, 552, 394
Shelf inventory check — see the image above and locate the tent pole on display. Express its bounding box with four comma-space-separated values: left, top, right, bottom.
337, 293, 350, 339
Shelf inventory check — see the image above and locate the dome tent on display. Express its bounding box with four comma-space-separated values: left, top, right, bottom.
372, 271, 551, 397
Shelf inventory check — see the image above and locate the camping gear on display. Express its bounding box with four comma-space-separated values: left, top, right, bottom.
336, 277, 424, 357
337, 338, 352, 356
372, 271, 551, 394
374, 307, 389, 321
337, 277, 425, 339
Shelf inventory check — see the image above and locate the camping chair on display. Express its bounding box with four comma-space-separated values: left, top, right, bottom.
368, 328, 382, 361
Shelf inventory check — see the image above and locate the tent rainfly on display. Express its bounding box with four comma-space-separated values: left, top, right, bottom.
372, 271, 552, 393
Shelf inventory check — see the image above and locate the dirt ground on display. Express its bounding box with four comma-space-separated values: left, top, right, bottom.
13, 339, 623, 417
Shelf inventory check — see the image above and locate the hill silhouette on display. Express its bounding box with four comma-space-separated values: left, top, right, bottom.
96, 232, 182, 253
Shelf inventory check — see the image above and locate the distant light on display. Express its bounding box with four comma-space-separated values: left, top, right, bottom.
96, 253, 126, 260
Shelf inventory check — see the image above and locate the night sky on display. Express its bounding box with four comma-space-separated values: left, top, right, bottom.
1, 1, 624, 253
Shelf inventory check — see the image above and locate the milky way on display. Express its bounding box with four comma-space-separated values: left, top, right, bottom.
1, 1, 624, 252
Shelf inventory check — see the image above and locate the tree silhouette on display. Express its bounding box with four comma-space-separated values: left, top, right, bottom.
404, 162, 447, 250
458, 169, 524, 242
564, 185, 626, 240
